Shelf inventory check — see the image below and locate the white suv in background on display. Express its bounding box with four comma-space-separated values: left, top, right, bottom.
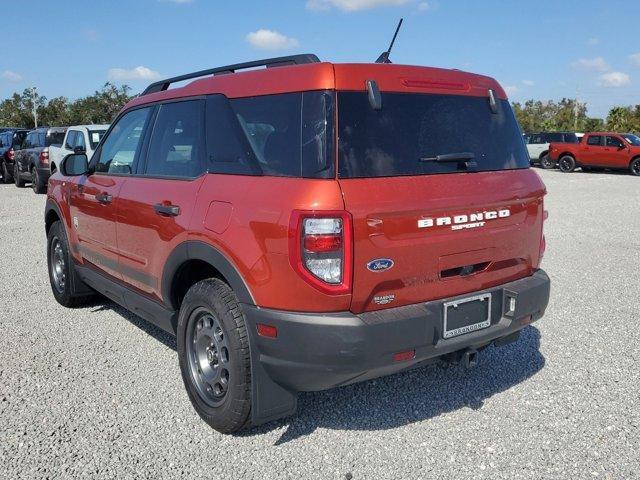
49, 124, 109, 174
525, 132, 579, 169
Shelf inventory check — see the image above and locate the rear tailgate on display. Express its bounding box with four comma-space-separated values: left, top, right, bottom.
340, 169, 545, 313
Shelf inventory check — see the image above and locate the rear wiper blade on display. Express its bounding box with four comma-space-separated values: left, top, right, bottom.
420, 152, 475, 163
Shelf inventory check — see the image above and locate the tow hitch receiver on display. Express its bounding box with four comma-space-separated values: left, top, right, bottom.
462, 349, 479, 369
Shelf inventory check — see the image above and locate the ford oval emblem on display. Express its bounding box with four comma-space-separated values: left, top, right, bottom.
367, 258, 394, 272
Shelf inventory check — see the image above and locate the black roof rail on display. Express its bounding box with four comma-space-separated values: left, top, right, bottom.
141, 54, 320, 96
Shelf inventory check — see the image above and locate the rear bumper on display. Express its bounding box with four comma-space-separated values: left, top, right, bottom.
244, 269, 550, 393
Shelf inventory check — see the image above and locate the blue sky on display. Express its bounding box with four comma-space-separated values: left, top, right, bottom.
2, 0, 639, 118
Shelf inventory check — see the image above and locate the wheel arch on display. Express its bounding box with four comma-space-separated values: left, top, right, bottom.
538, 150, 549, 160
629, 155, 640, 166
44, 199, 63, 234
162, 241, 255, 311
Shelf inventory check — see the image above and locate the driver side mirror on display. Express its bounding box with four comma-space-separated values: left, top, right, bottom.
73, 145, 86, 154
61, 153, 89, 176
618, 144, 626, 150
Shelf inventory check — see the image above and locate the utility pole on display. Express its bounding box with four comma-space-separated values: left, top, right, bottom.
29, 86, 38, 128
574, 85, 580, 131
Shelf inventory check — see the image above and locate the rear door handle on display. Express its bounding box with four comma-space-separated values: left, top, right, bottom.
154, 203, 181, 217
95, 192, 112, 204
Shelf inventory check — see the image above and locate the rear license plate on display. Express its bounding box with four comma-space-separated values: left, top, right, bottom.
443, 293, 491, 339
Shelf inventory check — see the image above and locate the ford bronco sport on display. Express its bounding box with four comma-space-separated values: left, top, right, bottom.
45, 54, 550, 433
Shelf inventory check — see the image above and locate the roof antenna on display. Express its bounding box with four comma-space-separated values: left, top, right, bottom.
375, 18, 403, 64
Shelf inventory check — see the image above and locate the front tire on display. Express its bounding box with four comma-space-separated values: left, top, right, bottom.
630, 158, 640, 176
177, 278, 252, 434
2, 162, 12, 183
558, 155, 576, 173
47, 221, 95, 307
540, 153, 555, 169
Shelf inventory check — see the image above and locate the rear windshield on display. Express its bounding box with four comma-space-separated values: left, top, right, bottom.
46, 131, 66, 147
13, 131, 27, 146
88, 130, 107, 149
337, 92, 529, 178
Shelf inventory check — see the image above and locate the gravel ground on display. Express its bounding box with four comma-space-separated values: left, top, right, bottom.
1, 168, 639, 479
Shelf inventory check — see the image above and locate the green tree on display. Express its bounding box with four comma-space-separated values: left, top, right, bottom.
606, 106, 640, 133
583, 117, 605, 132
0, 82, 132, 128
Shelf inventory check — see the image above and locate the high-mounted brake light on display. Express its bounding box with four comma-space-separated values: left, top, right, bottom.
289, 211, 353, 295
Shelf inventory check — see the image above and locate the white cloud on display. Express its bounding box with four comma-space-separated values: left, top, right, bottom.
504, 85, 519, 96
246, 29, 299, 50
587, 37, 599, 46
599, 71, 631, 87
307, 0, 409, 11
521, 79, 534, 86
571, 57, 609, 72
107, 66, 162, 82
1, 70, 22, 82
417, 1, 431, 11
629, 53, 640, 66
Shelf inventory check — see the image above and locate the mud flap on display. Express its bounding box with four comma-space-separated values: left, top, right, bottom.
244, 307, 298, 426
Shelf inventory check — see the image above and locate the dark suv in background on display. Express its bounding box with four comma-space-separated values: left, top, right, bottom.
14, 127, 66, 193
0, 129, 28, 183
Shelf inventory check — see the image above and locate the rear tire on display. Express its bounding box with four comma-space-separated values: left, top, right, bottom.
14, 163, 25, 187
177, 278, 252, 434
47, 221, 95, 307
629, 158, 640, 176
558, 155, 576, 173
540, 153, 555, 169
32, 168, 46, 194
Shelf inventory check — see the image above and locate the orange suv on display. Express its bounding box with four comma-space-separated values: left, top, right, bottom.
45, 54, 550, 433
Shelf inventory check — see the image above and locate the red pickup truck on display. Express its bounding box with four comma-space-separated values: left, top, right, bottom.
549, 132, 640, 175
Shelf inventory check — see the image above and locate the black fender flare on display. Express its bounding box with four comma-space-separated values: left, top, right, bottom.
161, 240, 255, 310
44, 198, 64, 232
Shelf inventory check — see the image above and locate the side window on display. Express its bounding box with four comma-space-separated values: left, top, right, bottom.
530, 134, 544, 144
144, 100, 204, 178
75, 131, 86, 150
230, 93, 301, 177
24, 133, 33, 149
206, 95, 259, 175
65, 131, 77, 150
94, 107, 151, 175
227, 91, 334, 178
546, 133, 563, 143
38, 133, 46, 147
0, 134, 5, 148
587, 135, 602, 146
606, 136, 623, 148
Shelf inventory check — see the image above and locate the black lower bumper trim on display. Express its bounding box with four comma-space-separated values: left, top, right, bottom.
244, 269, 550, 426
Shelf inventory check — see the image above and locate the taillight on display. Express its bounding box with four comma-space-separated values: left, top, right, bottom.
289, 210, 353, 294
39, 148, 49, 165
7, 148, 14, 161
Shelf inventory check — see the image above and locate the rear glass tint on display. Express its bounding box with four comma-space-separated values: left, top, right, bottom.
337, 92, 529, 178
46, 131, 66, 147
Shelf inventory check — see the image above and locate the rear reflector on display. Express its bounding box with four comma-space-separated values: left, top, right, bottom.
393, 349, 415, 362
256, 323, 278, 338
303, 234, 342, 253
